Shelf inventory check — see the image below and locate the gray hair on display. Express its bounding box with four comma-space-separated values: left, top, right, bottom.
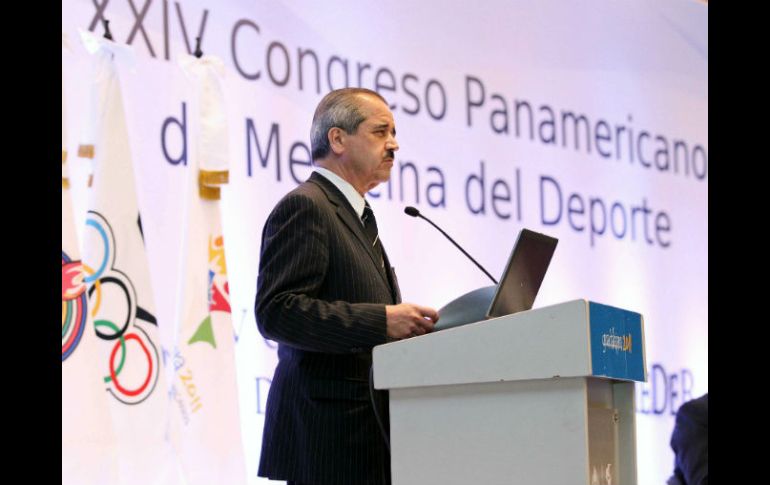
310, 88, 388, 161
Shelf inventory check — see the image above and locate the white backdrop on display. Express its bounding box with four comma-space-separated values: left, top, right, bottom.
62, 1, 708, 483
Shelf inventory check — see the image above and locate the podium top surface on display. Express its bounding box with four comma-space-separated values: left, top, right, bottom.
373, 299, 646, 390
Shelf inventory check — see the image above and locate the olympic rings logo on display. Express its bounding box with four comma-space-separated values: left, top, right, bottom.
61, 252, 87, 361
85, 211, 160, 405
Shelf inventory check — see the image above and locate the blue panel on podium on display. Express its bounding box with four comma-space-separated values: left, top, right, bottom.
588, 302, 646, 382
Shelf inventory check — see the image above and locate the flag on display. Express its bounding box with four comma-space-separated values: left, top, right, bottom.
79, 30, 181, 485
62, 33, 119, 485
168, 54, 247, 485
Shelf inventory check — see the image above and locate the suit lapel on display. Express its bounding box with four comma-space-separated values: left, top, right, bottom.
309, 173, 393, 293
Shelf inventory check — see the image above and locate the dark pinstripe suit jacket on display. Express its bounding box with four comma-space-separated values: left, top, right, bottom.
256, 172, 400, 485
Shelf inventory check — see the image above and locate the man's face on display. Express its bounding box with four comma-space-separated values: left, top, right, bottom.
342, 95, 399, 193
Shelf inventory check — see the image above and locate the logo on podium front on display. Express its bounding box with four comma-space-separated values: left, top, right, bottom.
589, 302, 645, 382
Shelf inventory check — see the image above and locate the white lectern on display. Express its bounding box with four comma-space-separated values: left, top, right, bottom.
373, 299, 646, 485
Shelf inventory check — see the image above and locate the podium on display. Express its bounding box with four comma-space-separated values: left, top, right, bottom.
373, 299, 646, 485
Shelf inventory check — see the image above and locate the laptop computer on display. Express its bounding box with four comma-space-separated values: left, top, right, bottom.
486, 228, 558, 319
434, 228, 558, 330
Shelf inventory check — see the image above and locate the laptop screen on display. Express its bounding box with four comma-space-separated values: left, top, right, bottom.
485, 229, 558, 319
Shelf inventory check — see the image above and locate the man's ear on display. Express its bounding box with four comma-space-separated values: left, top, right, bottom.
328, 127, 346, 156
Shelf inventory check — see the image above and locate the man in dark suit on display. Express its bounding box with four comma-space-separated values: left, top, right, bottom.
256, 88, 439, 485
668, 393, 708, 485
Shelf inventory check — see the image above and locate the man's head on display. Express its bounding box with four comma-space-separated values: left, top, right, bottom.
310, 88, 399, 195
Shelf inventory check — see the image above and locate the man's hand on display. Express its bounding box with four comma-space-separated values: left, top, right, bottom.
385, 303, 439, 339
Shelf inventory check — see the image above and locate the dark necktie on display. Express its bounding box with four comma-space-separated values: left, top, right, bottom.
362, 201, 384, 269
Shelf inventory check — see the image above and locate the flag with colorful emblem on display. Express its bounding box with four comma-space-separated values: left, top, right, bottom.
167, 53, 247, 485
78, 30, 181, 485
62, 32, 120, 485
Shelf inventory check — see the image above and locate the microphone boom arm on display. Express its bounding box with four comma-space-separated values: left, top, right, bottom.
407, 208, 498, 285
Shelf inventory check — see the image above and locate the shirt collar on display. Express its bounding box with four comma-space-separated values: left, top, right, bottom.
314, 167, 367, 222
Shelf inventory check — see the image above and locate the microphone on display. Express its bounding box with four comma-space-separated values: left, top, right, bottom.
403, 206, 498, 285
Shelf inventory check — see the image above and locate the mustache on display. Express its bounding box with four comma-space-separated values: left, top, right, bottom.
384, 150, 395, 160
